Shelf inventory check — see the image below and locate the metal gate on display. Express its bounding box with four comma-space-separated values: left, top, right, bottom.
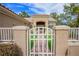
28, 27, 55, 56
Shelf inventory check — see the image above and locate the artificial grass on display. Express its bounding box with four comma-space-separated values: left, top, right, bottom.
30, 40, 54, 51
29, 35, 54, 51
29, 40, 34, 50
48, 40, 54, 51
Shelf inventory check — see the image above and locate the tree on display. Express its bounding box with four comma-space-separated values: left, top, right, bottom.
50, 13, 61, 25
50, 3, 79, 27
18, 11, 30, 18
50, 13, 59, 20
71, 4, 79, 27
64, 4, 73, 26
64, 3, 79, 27
58, 13, 67, 25
50, 13, 66, 25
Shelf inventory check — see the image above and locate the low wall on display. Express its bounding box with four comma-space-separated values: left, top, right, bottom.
13, 26, 29, 56
12, 25, 70, 56
68, 41, 79, 56
68, 46, 79, 56
54, 25, 70, 56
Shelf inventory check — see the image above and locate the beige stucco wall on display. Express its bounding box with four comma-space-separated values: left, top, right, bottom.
13, 25, 70, 56
68, 46, 79, 56
13, 26, 29, 56
31, 15, 56, 27
68, 45, 79, 56
54, 25, 70, 56
0, 13, 26, 27
31, 18, 48, 27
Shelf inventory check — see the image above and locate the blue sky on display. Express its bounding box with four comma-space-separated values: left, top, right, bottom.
2, 3, 65, 15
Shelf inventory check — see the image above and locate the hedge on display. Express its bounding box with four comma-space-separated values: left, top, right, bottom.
0, 43, 22, 56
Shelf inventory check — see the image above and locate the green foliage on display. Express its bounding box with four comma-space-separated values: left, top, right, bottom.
0, 44, 22, 56
50, 13, 59, 20
50, 3, 79, 27
68, 20, 76, 27
50, 12, 66, 25
64, 3, 79, 27
18, 11, 30, 17
50, 12, 60, 25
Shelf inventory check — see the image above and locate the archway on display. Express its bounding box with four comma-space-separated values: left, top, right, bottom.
36, 22, 45, 27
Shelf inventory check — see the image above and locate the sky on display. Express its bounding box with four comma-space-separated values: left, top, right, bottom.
2, 3, 65, 15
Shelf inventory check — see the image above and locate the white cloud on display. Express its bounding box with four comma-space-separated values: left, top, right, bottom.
32, 3, 65, 14
29, 8, 44, 14
19, 3, 65, 14
3, 3, 65, 15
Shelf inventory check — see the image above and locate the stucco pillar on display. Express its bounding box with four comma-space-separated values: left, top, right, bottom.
13, 26, 29, 56
34, 22, 36, 27
54, 25, 70, 56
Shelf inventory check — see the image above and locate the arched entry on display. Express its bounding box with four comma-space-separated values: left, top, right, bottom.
28, 27, 55, 56
36, 22, 45, 27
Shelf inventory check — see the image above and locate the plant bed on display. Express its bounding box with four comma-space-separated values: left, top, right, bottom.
0, 43, 22, 56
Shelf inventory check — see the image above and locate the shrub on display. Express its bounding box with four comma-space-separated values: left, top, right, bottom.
0, 43, 22, 56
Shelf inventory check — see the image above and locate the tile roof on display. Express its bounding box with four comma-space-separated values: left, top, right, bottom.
0, 4, 17, 15
0, 4, 31, 25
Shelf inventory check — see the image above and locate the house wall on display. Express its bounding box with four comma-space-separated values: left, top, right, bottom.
31, 15, 56, 28
68, 46, 79, 56
31, 18, 48, 27
0, 13, 26, 27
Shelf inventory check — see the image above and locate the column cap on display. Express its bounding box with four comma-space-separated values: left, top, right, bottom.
13, 26, 29, 30
54, 25, 70, 30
